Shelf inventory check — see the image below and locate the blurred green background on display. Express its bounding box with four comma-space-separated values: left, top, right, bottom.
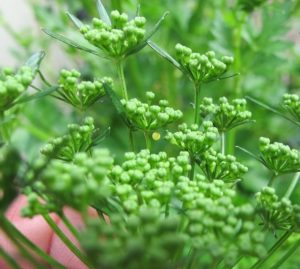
1, 0, 300, 200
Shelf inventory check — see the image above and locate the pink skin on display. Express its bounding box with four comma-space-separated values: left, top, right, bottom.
0, 195, 95, 269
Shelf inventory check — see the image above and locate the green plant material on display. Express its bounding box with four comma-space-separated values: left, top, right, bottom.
282, 94, 300, 123
110, 150, 191, 213
55, 69, 112, 110
0, 146, 21, 212
256, 187, 297, 233
0, 66, 34, 112
121, 91, 183, 131
198, 148, 248, 183
175, 44, 233, 84
23, 148, 113, 214
238, 0, 268, 13
258, 137, 300, 176
199, 97, 253, 132
81, 207, 187, 269
40, 117, 106, 161
166, 121, 218, 157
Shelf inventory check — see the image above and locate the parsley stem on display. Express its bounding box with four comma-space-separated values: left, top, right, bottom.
42, 214, 93, 268
221, 132, 225, 155
270, 238, 300, 269
0, 216, 66, 269
284, 172, 300, 198
60, 211, 80, 240
268, 173, 277, 187
194, 83, 201, 124
0, 246, 22, 269
251, 229, 293, 269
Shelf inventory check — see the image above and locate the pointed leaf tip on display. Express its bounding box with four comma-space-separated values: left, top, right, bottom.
97, 0, 111, 26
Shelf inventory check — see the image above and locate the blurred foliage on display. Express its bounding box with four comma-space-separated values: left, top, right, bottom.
1, 0, 300, 267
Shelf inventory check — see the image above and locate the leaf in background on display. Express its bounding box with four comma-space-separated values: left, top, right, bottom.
125, 12, 170, 57
42, 28, 109, 59
147, 41, 185, 72
136, 3, 141, 16
25, 51, 46, 72
96, 0, 111, 26
102, 83, 134, 129
246, 96, 300, 127
13, 86, 59, 106
66, 12, 84, 29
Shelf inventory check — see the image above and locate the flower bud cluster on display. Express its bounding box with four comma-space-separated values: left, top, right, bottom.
199, 97, 252, 132
81, 207, 187, 269
282, 93, 300, 122
165, 122, 218, 157
256, 187, 296, 232
80, 11, 146, 57
23, 149, 113, 214
58, 69, 111, 110
259, 137, 300, 175
40, 117, 96, 161
0, 67, 33, 111
110, 150, 191, 212
199, 148, 248, 183
176, 176, 266, 263
121, 92, 183, 131
175, 44, 233, 83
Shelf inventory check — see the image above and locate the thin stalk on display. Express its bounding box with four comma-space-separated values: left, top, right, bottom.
0, 246, 22, 269
0, 216, 66, 269
251, 229, 294, 269
144, 131, 151, 150
270, 239, 300, 269
60, 212, 80, 240
0, 218, 45, 269
220, 132, 225, 155
194, 83, 201, 124
129, 129, 135, 152
189, 155, 195, 181
116, 60, 136, 152
284, 172, 300, 198
268, 173, 277, 187
42, 214, 93, 268
116, 60, 128, 100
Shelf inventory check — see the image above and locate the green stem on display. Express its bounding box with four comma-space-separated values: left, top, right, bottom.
268, 173, 277, 187
251, 229, 294, 269
189, 155, 195, 181
144, 131, 151, 151
194, 83, 201, 124
221, 132, 225, 155
0, 216, 66, 269
116, 60, 128, 100
284, 172, 300, 198
60, 212, 80, 240
129, 129, 135, 152
42, 214, 93, 268
270, 238, 300, 269
0, 218, 45, 269
0, 246, 22, 269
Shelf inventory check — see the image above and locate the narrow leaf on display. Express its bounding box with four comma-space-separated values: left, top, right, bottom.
236, 146, 262, 163
102, 83, 133, 129
13, 86, 58, 105
125, 11, 170, 57
66, 12, 84, 29
147, 41, 183, 71
96, 0, 111, 26
246, 96, 300, 127
42, 29, 109, 59
25, 51, 46, 72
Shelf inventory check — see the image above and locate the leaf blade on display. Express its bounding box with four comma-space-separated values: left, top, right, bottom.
66, 12, 84, 29
25, 51, 46, 72
96, 0, 111, 26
